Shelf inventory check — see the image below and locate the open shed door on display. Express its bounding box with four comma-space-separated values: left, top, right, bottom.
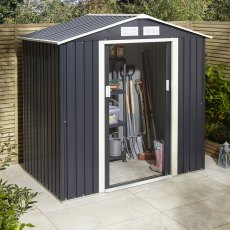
104, 42, 171, 189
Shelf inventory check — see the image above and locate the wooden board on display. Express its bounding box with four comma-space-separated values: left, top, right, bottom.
205, 139, 220, 159
0, 22, 229, 164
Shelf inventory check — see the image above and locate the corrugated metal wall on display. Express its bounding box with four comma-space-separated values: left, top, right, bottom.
178, 37, 205, 173
23, 41, 62, 199
80, 20, 206, 174
59, 41, 99, 200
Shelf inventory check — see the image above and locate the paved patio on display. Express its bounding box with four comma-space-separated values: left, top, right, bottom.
1, 154, 230, 230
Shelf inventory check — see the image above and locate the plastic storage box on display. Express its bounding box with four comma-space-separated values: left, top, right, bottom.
109, 105, 120, 124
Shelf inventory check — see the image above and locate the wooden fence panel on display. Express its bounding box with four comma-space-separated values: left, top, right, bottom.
172, 21, 230, 81
0, 26, 17, 161
0, 24, 52, 162
192, 22, 230, 81
0, 21, 229, 162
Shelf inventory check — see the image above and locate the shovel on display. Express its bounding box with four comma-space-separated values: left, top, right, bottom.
125, 78, 137, 159
129, 76, 144, 155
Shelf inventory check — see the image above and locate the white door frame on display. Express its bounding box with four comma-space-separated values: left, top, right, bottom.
98, 38, 178, 193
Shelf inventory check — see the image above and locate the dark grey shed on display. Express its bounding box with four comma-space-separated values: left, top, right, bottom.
19, 14, 211, 201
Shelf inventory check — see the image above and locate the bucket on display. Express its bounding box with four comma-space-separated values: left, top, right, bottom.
109, 132, 122, 157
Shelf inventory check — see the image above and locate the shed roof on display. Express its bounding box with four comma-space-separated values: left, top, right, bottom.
18, 14, 212, 45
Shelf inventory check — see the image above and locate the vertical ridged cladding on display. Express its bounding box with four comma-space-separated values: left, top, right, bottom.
178, 37, 205, 174
23, 41, 61, 199
59, 41, 99, 200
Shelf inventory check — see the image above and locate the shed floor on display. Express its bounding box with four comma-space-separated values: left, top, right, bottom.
2, 155, 230, 230
110, 159, 161, 185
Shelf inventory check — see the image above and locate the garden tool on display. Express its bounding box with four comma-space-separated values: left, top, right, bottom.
135, 79, 146, 136
129, 75, 142, 155
141, 51, 153, 150
135, 79, 147, 154
125, 76, 137, 159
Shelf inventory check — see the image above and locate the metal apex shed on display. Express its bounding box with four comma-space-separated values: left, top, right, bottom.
20, 14, 210, 200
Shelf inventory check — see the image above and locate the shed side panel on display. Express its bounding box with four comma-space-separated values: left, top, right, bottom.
183, 38, 191, 172
60, 41, 99, 200
32, 44, 38, 178
43, 43, 48, 188
196, 38, 205, 170
93, 41, 99, 193
178, 38, 184, 173
189, 38, 197, 171
54, 44, 61, 198
37, 42, 42, 183
60, 43, 67, 200
66, 41, 77, 199
23, 41, 62, 199
75, 42, 85, 197
84, 42, 94, 195
178, 37, 205, 173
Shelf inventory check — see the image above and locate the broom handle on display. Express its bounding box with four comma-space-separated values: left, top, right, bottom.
126, 81, 131, 136
126, 85, 131, 114
142, 52, 152, 149
129, 79, 135, 115
129, 79, 136, 135
136, 80, 146, 134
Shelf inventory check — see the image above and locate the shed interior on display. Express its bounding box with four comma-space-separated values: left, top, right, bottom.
106, 42, 168, 187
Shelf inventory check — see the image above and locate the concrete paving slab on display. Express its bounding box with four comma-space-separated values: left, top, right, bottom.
0, 155, 229, 230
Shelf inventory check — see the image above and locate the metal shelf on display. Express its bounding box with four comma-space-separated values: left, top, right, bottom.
110, 89, 125, 95
108, 57, 127, 164
109, 155, 122, 161
109, 57, 126, 62
109, 120, 126, 128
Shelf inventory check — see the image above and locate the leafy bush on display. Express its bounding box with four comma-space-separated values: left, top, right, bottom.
0, 127, 16, 171
0, 180, 37, 229
205, 64, 230, 143
0, 127, 37, 229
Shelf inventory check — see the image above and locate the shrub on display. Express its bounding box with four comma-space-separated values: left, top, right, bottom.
205, 64, 230, 143
0, 127, 16, 171
0, 127, 37, 229
0, 180, 37, 229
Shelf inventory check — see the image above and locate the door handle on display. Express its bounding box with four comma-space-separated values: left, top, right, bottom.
106, 86, 111, 97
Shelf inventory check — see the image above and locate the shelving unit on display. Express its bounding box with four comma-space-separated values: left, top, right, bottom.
109, 57, 127, 162
110, 89, 125, 96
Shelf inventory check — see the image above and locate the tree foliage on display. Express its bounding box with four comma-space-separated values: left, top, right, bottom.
1, 0, 230, 24
205, 65, 230, 143
0, 0, 22, 23
83, 0, 120, 14
14, 0, 84, 23
205, 0, 230, 21
118, 0, 211, 21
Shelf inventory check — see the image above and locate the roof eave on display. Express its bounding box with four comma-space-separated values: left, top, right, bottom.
57, 15, 139, 45
17, 14, 212, 45
17, 36, 59, 45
